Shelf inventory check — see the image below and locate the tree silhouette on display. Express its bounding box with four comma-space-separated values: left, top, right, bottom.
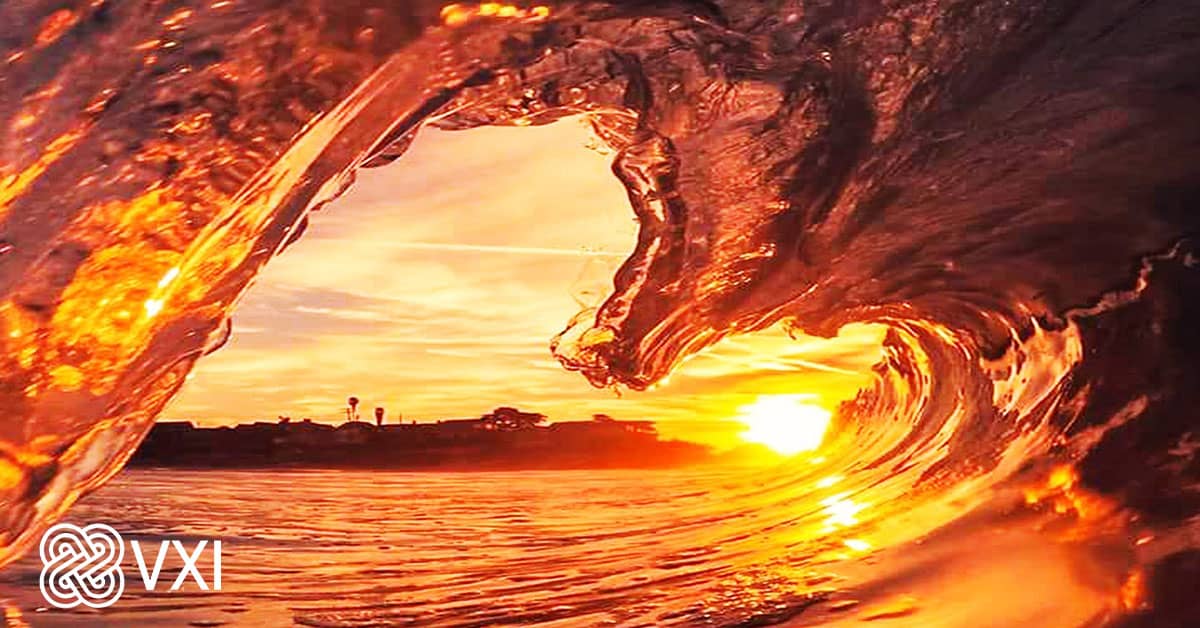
490, 407, 546, 431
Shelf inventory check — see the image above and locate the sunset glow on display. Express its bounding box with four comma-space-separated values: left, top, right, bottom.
736, 395, 832, 455
165, 122, 885, 448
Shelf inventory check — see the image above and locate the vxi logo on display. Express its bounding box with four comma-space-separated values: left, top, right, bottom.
39, 523, 223, 609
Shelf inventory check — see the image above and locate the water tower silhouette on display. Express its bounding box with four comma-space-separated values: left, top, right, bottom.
346, 396, 359, 422
374, 407, 385, 426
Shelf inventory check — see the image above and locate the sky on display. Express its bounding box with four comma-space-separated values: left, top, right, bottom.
165, 119, 885, 448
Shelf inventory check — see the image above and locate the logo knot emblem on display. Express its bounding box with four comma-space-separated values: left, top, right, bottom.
39, 523, 125, 609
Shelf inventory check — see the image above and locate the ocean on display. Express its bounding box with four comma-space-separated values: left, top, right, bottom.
0, 467, 1130, 627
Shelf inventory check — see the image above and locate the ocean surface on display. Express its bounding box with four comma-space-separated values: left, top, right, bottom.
0, 467, 1134, 627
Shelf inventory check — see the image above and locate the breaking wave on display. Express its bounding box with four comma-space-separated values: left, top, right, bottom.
0, 0, 1197, 623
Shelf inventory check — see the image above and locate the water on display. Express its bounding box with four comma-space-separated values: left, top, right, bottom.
1, 1, 1198, 624
0, 468, 768, 626
0, 468, 1136, 626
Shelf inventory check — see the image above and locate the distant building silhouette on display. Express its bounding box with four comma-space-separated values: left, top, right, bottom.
346, 396, 359, 422
130, 406, 711, 470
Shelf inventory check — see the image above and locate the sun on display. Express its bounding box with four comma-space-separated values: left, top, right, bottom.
736, 395, 832, 456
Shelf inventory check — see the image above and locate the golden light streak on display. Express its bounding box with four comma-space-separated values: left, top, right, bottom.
441, 3, 551, 28
0, 458, 22, 492
0, 128, 85, 221
157, 266, 181, 288
144, 298, 165, 318
815, 475, 842, 489
843, 538, 872, 552
821, 492, 867, 529
34, 9, 79, 48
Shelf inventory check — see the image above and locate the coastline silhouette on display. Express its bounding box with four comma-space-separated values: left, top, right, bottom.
130, 407, 720, 471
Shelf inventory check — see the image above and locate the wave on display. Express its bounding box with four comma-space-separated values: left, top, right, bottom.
0, 0, 1197, 623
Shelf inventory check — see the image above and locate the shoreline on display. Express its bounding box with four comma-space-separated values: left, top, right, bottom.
128, 413, 733, 472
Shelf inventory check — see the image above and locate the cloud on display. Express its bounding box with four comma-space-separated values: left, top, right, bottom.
166, 120, 883, 448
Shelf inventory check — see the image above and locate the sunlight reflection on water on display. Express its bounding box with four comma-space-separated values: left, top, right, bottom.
0, 467, 1122, 627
